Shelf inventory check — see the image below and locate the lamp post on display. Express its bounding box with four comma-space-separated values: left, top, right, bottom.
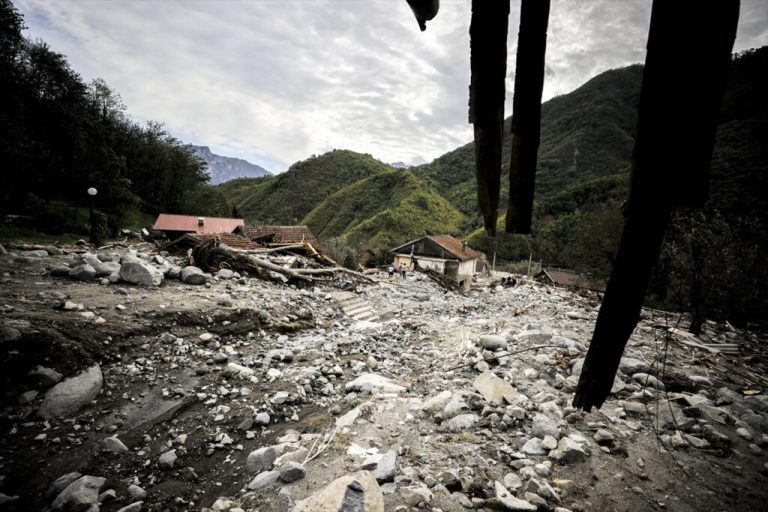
87, 187, 98, 243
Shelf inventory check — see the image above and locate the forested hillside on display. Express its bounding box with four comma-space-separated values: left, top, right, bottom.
0, 0, 233, 236
219, 150, 393, 225
304, 170, 463, 253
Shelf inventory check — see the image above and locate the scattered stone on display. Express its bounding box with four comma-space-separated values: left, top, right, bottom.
473, 371, 519, 405
127, 484, 147, 500
51, 475, 105, 511
447, 413, 480, 432
180, 265, 207, 285
39, 365, 103, 419
594, 429, 615, 446
246, 446, 277, 473
345, 373, 405, 394
292, 471, 384, 512
102, 436, 128, 454
549, 437, 587, 463
68, 263, 96, 281
17, 390, 38, 404
632, 373, 665, 390
119, 260, 163, 286
531, 413, 561, 439
0, 326, 22, 342
522, 438, 547, 456
373, 449, 398, 483
247, 470, 280, 490
494, 481, 537, 511
422, 390, 452, 414
158, 449, 178, 470
476, 334, 507, 350
279, 461, 306, 483
115, 502, 143, 512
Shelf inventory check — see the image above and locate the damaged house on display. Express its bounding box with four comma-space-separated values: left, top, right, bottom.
391, 235, 484, 290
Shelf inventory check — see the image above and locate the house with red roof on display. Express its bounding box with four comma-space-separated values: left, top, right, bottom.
391, 235, 484, 290
152, 214, 244, 237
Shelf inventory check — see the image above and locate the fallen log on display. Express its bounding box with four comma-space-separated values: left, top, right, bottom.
294, 266, 374, 283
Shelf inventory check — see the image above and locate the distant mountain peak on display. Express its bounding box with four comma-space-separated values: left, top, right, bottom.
189, 145, 272, 184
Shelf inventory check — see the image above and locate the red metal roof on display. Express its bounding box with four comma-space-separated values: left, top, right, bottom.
193, 233, 263, 251
153, 214, 244, 234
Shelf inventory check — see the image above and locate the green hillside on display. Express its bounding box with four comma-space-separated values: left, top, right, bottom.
412, 65, 643, 218
219, 149, 392, 224
304, 170, 463, 252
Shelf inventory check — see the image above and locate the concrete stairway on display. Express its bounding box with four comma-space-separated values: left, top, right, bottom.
332, 292, 380, 322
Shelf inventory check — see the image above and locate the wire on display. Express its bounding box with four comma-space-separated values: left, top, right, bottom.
444, 344, 564, 371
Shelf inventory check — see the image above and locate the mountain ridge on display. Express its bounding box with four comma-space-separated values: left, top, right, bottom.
189, 145, 272, 185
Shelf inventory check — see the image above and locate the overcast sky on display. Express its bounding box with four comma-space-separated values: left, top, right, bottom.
15, 0, 768, 173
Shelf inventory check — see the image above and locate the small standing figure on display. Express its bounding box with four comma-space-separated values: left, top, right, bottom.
400, 263, 407, 280
388, 265, 395, 279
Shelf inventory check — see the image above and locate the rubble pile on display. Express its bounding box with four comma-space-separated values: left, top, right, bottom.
0, 242, 766, 511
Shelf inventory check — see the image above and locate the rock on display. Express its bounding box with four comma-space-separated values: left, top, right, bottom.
26, 249, 49, 258
94, 261, 121, 277
443, 391, 474, 419
51, 475, 106, 510
127, 484, 147, 500
254, 412, 271, 426
632, 373, 665, 390
494, 481, 537, 511
447, 413, 480, 432
115, 503, 143, 512
503, 472, 523, 491
531, 413, 560, 439
477, 334, 507, 350
400, 485, 433, 506
345, 373, 405, 394
159, 449, 178, 469
373, 449, 398, 483
102, 436, 128, 454
39, 365, 103, 419
619, 357, 650, 375
216, 268, 235, 279
120, 260, 163, 286
292, 471, 384, 512
422, 390, 452, 414
180, 265, 207, 285
279, 461, 306, 483
0, 326, 22, 342
68, 263, 96, 281
247, 470, 280, 490
18, 390, 38, 404
473, 371, 519, 405
549, 437, 587, 463
521, 438, 547, 456
47, 472, 82, 498
246, 446, 277, 473
44, 245, 62, 255
593, 429, 614, 446
689, 375, 714, 387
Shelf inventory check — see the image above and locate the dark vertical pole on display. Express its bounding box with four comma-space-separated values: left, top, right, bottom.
505, 0, 550, 234
469, 0, 510, 236
573, 0, 740, 411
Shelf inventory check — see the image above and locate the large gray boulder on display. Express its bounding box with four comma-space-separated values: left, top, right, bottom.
39, 365, 103, 419
119, 260, 163, 287
292, 471, 384, 512
68, 263, 96, 281
180, 266, 207, 285
51, 475, 105, 510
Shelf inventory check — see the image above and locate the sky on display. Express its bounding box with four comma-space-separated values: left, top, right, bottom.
15, 0, 768, 173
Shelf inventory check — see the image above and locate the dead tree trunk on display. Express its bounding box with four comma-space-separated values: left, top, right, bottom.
573, 0, 739, 411
469, 0, 509, 236
505, 0, 550, 234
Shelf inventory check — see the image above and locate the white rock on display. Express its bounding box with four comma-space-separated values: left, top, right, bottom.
345, 373, 405, 394
39, 365, 103, 419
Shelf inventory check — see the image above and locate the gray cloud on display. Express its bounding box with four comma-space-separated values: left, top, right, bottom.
15, 0, 767, 172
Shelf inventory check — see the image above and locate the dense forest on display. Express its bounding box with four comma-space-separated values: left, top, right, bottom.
0, 0, 232, 237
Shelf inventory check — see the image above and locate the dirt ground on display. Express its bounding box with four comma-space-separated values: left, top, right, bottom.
0, 245, 766, 512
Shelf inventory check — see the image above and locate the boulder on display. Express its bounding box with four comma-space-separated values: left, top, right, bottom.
39, 365, 102, 419
345, 373, 405, 394
68, 263, 96, 281
493, 481, 537, 511
246, 446, 276, 473
29, 365, 63, 387
476, 334, 507, 350
119, 260, 163, 286
531, 413, 560, 440
279, 461, 306, 483
549, 437, 587, 463
422, 390, 452, 414
447, 413, 479, 432
373, 449, 398, 483
158, 449, 177, 469
180, 266, 207, 285
247, 470, 280, 490
51, 475, 105, 511
292, 471, 384, 512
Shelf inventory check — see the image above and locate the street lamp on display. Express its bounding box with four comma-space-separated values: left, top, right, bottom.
88, 187, 98, 243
